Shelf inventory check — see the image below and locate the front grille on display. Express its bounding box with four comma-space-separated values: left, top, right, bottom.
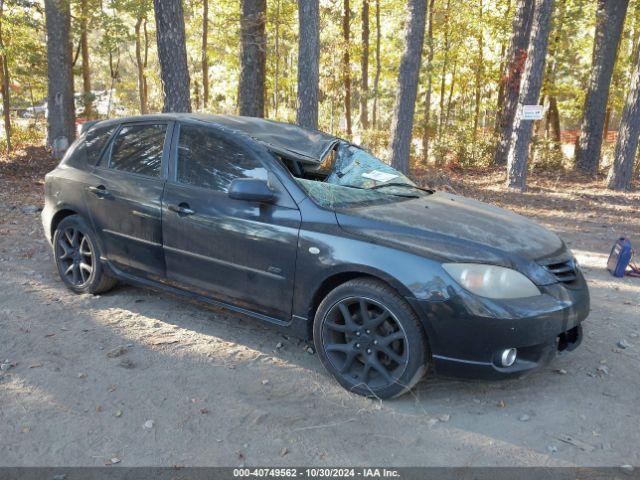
539, 256, 578, 284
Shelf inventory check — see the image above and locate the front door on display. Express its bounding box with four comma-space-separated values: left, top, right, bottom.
161, 122, 301, 321
86, 121, 171, 278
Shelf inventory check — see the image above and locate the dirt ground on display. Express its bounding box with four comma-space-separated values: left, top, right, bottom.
1, 147, 639, 467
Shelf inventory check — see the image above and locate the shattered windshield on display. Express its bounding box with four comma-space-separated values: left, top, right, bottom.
294, 142, 430, 209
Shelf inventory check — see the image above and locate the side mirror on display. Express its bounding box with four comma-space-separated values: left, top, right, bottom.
228, 178, 276, 203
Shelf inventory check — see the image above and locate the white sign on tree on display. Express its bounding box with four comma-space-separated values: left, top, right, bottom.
521, 105, 545, 121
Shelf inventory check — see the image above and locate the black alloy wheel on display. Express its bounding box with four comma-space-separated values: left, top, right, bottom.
53, 215, 117, 294
314, 278, 429, 398
322, 297, 409, 389
56, 226, 94, 287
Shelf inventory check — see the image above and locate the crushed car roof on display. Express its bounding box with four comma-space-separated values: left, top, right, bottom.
91, 113, 338, 164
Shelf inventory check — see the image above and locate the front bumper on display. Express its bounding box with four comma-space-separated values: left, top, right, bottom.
408, 276, 590, 380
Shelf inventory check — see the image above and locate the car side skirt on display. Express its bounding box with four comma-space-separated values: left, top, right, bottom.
104, 262, 310, 339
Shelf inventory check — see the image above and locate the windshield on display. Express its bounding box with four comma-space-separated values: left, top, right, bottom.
294, 142, 429, 209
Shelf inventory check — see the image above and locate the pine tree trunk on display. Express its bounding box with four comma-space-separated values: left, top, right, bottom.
342, 0, 352, 135
0, 0, 11, 152
79, 0, 92, 118
238, 0, 266, 117
45, 0, 75, 157
493, 0, 534, 165
296, 0, 320, 130
506, 0, 555, 190
575, 0, 629, 174
473, 0, 484, 140
273, 0, 280, 116
389, 0, 427, 175
422, 0, 435, 161
438, 0, 451, 138
541, 0, 565, 148
494, 0, 513, 136
360, 0, 370, 130
143, 19, 149, 111
372, 0, 381, 128
135, 16, 149, 114
202, 0, 209, 109
444, 58, 457, 127
607, 46, 640, 190
153, 0, 191, 113
547, 95, 561, 144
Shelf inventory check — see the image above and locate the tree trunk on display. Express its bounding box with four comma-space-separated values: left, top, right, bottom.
0, 0, 11, 152
421, 0, 435, 161
473, 0, 484, 140
547, 95, 561, 144
506, 0, 555, 190
80, 0, 92, 118
607, 46, 640, 190
238, 0, 266, 117
372, 0, 381, 128
143, 19, 149, 111
389, 0, 427, 175
575, 0, 629, 174
494, 0, 513, 135
493, 0, 535, 165
273, 0, 280, 116
202, 0, 209, 109
444, 57, 457, 128
438, 0, 451, 138
45, 0, 75, 156
541, 0, 565, 148
153, 0, 191, 113
342, 0, 352, 135
135, 16, 149, 114
296, 0, 320, 130
360, 0, 369, 130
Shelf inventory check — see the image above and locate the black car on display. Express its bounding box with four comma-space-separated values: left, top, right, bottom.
42, 114, 589, 398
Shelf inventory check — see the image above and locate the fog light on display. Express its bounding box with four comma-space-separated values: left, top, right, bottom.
500, 348, 517, 367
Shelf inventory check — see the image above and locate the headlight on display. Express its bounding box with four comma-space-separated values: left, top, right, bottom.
442, 263, 541, 299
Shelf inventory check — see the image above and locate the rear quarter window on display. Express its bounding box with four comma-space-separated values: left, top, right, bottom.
86, 125, 116, 165
59, 134, 87, 168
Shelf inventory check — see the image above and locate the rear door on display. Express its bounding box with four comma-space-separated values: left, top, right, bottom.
87, 121, 172, 278
162, 122, 301, 321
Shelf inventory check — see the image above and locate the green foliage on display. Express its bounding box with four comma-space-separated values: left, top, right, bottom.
2, 0, 640, 170
0, 121, 45, 152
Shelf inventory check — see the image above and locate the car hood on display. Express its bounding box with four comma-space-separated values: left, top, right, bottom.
335, 191, 565, 265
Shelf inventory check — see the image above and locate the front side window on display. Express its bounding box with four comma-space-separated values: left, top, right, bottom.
108, 124, 167, 177
176, 124, 267, 191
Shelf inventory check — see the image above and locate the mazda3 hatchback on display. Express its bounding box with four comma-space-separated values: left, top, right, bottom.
42, 114, 589, 398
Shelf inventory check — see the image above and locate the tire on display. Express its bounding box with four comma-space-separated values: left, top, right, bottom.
313, 278, 429, 399
53, 214, 117, 294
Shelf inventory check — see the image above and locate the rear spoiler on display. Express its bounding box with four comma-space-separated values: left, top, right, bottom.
80, 120, 100, 134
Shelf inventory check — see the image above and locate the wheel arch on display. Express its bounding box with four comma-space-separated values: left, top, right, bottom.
307, 266, 416, 329
50, 208, 79, 238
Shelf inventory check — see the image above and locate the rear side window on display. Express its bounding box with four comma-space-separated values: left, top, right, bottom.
108, 124, 167, 177
86, 125, 116, 165
176, 124, 267, 191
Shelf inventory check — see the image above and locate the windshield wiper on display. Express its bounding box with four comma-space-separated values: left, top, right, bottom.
368, 182, 435, 194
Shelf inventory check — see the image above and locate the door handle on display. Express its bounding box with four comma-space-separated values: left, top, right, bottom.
168, 203, 195, 216
88, 185, 109, 197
